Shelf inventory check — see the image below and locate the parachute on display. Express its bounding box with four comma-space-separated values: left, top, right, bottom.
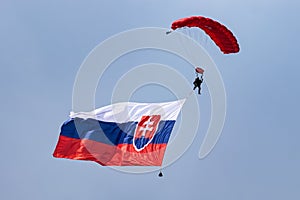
170, 16, 240, 54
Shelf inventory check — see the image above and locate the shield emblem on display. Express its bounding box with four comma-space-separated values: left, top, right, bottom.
133, 115, 161, 152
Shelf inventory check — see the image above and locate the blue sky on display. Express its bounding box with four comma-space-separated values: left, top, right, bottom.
1, 0, 300, 199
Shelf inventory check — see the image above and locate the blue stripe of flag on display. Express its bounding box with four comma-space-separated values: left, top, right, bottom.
60, 118, 175, 146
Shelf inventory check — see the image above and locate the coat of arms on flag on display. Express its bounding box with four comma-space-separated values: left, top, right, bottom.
133, 115, 161, 152
53, 99, 185, 166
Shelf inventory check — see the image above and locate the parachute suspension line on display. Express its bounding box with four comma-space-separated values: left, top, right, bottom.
192, 28, 198, 44
181, 28, 196, 64
197, 29, 201, 44
197, 32, 204, 49
204, 32, 208, 47
169, 28, 193, 77
204, 31, 208, 45
177, 28, 196, 63
168, 29, 203, 98
191, 28, 208, 55
176, 29, 203, 98
196, 29, 204, 48
191, 29, 199, 63
184, 28, 199, 65
177, 28, 192, 62
191, 28, 196, 41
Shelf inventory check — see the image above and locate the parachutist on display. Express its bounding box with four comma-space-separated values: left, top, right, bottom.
193, 75, 203, 95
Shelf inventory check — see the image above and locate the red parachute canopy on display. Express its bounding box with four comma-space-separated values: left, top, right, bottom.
171, 16, 240, 54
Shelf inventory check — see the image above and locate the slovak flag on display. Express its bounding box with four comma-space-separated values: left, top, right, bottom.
53, 99, 185, 166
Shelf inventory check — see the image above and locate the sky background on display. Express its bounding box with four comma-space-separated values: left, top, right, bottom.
1, 0, 300, 199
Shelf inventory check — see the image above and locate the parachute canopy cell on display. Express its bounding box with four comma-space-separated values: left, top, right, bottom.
171, 16, 240, 54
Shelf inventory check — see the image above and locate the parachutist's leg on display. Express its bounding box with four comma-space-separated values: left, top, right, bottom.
193, 82, 197, 90
198, 86, 201, 94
